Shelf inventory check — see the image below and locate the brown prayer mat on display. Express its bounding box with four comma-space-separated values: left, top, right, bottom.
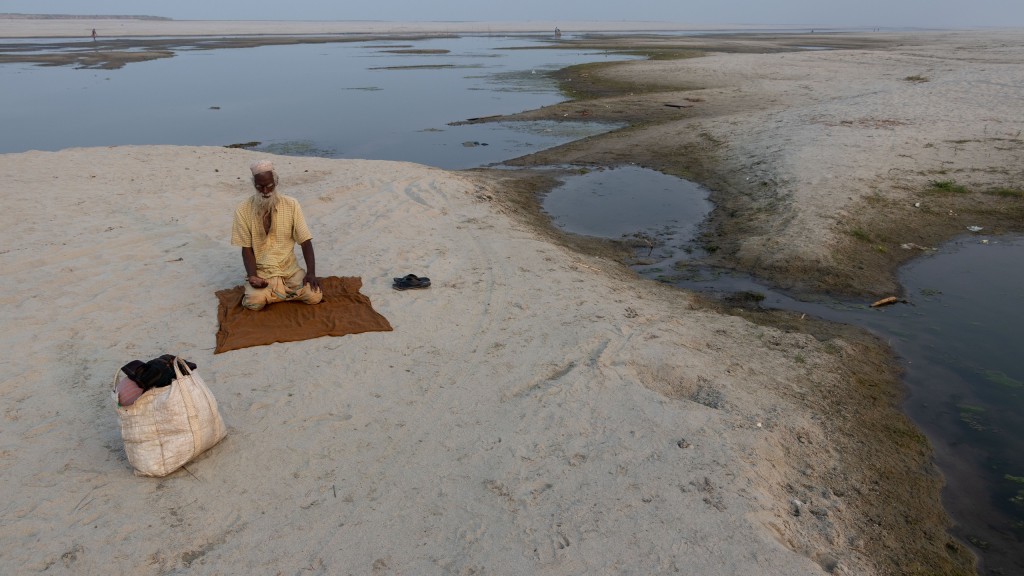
214, 276, 392, 353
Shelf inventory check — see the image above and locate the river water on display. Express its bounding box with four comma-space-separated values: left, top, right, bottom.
0, 34, 629, 167
3, 33, 1021, 573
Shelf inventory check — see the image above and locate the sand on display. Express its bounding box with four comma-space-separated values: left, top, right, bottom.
0, 145, 835, 569
0, 147, 831, 574
5, 22, 1017, 576
0, 150, 961, 575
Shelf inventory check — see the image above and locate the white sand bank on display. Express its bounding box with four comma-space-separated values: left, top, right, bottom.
0, 146, 885, 574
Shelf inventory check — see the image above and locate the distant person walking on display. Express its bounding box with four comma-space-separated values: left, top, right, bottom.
91, 29, 97, 41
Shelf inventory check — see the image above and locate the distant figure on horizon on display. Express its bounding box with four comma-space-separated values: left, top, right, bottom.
554, 27, 561, 38
91, 29, 97, 41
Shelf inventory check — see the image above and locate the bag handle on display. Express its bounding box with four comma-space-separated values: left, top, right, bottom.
171, 356, 194, 380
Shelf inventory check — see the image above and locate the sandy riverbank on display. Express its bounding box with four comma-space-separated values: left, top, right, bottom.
2, 23, 1011, 576
0, 150, 967, 575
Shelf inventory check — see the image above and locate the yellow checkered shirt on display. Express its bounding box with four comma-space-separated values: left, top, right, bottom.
230, 194, 313, 279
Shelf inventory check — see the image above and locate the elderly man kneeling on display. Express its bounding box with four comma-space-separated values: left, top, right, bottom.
230, 160, 322, 311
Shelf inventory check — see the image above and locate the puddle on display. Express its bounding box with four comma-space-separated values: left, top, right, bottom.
543, 166, 1024, 572
542, 165, 712, 260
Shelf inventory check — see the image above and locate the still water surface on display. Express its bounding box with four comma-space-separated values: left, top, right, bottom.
0, 35, 630, 168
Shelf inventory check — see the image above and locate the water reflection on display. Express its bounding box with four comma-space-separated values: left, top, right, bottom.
886, 236, 1024, 573
0, 36, 631, 169
542, 165, 713, 259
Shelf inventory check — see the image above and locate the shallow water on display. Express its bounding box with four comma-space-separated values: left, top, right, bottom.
544, 168, 1024, 571
0, 35, 630, 168
885, 237, 1024, 573
541, 165, 712, 250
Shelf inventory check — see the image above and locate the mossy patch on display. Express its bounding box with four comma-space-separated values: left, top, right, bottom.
958, 403, 987, 432
930, 180, 969, 194
984, 369, 1023, 389
259, 140, 336, 158
987, 187, 1024, 199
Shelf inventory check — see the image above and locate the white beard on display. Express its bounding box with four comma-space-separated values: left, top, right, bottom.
255, 191, 279, 217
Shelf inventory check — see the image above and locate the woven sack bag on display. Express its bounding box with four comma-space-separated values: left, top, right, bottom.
112, 357, 227, 477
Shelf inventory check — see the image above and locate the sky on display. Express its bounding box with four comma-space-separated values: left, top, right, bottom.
3, 0, 1024, 29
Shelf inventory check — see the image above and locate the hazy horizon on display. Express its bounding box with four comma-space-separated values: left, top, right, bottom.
4, 0, 1024, 29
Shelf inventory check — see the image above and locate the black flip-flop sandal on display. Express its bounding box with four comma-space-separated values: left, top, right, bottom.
393, 274, 431, 290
